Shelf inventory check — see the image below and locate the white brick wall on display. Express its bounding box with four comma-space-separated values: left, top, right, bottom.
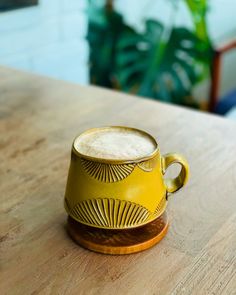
0, 0, 88, 84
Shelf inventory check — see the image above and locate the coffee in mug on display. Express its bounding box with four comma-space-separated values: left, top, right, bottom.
64, 126, 189, 230
74, 127, 156, 160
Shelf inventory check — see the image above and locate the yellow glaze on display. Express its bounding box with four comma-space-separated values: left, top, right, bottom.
64, 126, 189, 229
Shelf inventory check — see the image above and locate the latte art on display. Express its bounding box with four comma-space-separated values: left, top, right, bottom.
74, 127, 156, 160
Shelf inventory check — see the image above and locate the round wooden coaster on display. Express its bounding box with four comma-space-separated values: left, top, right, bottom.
67, 212, 169, 255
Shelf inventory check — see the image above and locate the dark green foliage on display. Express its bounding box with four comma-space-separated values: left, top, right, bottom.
87, 0, 213, 107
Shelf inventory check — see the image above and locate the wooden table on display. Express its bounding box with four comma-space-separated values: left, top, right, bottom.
1, 67, 236, 295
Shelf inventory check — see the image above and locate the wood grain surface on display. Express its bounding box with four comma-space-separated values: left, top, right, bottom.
0, 66, 236, 295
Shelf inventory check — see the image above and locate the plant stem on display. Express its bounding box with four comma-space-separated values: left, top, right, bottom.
139, 0, 177, 93
184, 0, 210, 42
105, 0, 113, 12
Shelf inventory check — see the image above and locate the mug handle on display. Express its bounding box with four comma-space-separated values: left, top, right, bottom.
162, 153, 189, 194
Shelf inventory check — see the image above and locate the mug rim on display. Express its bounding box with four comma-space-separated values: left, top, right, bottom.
72, 126, 159, 164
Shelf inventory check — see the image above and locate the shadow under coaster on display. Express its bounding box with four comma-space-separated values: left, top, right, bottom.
67, 212, 169, 255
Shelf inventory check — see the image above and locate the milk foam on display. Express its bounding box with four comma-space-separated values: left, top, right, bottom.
74, 127, 156, 160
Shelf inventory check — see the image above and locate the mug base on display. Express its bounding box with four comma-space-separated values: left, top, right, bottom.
67, 211, 169, 255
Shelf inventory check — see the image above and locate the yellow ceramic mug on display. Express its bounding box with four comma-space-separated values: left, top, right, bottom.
64, 126, 189, 229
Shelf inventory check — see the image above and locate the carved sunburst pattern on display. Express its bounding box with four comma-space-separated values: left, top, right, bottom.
70, 198, 151, 229
81, 158, 135, 182
137, 157, 158, 172
153, 196, 166, 216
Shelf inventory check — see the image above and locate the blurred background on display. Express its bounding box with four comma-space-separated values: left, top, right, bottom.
0, 0, 235, 119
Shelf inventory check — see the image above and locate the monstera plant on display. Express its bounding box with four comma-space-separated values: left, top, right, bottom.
87, 0, 212, 107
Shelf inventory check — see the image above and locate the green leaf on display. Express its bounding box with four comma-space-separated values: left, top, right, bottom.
113, 21, 212, 105
184, 0, 211, 43
87, 0, 213, 107
87, 4, 125, 87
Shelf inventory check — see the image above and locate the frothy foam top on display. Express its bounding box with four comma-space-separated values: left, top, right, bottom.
74, 127, 156, 160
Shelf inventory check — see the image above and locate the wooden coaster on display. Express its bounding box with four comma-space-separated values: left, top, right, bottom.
67, 212, 169, 255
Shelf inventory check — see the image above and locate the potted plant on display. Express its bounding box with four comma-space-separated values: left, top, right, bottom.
87, 0, 212, 108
